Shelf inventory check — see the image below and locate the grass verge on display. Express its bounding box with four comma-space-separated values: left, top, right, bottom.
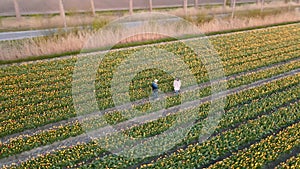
0, 20, 299, 65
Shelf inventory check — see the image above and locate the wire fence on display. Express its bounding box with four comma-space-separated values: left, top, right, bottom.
0, 0, 280, 17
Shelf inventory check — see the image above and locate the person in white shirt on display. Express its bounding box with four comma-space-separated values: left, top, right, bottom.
173, 77, 181, 95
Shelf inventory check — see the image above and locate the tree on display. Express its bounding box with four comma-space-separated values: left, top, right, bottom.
59, 0, 67, 28
13, 0, 21, 19
194, 0, 198, 9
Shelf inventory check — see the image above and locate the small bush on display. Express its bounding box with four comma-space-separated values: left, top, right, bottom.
92, 19, 109, 30
195, 12, 214, 25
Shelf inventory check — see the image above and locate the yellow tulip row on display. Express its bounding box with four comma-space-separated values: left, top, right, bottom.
0, 57, 299, 138
1, 24, 299, 119
4, 73, 299, 168
4, 141, 107, 169
78, 87, 299, 168
2, 39, 298, 113
140, 98, 300, 169
276, 153, 300, 169
1, 71, 297, 161
190, 83, 300, 138
0, 56, 299, 151
1, 24, 299, 98
208, 121, 300, 168
0, 24, 299, 168
0, 122, 83, 159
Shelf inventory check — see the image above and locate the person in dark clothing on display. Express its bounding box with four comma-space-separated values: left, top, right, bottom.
151, 79, 159, 99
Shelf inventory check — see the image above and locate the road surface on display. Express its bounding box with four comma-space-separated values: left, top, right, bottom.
0, 29, 57, 41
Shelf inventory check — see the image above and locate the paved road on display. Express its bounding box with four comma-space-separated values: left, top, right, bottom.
0, 29, 57, 41
0, 0, 255, 16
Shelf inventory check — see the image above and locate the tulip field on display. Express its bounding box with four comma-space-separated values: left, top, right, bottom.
0, 23, 300, 168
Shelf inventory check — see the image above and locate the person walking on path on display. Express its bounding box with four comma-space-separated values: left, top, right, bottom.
151, 79, 159, 99
173, 77, 181, 95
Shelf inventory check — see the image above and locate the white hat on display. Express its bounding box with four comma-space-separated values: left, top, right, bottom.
154, 79, 158, 82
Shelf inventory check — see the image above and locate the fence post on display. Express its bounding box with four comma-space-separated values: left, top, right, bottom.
59, 0, 67, 28
183, 0, 188, 16
231, 0, 236, 18
260, 0, 264, 12
288, 0, 292, 11
129, 0, 133, 15
194, 0, 198, 9
223, 0, 227, 9
90, 0, 96, 16
149, 0, 153, 12
13, 0, 21, 19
